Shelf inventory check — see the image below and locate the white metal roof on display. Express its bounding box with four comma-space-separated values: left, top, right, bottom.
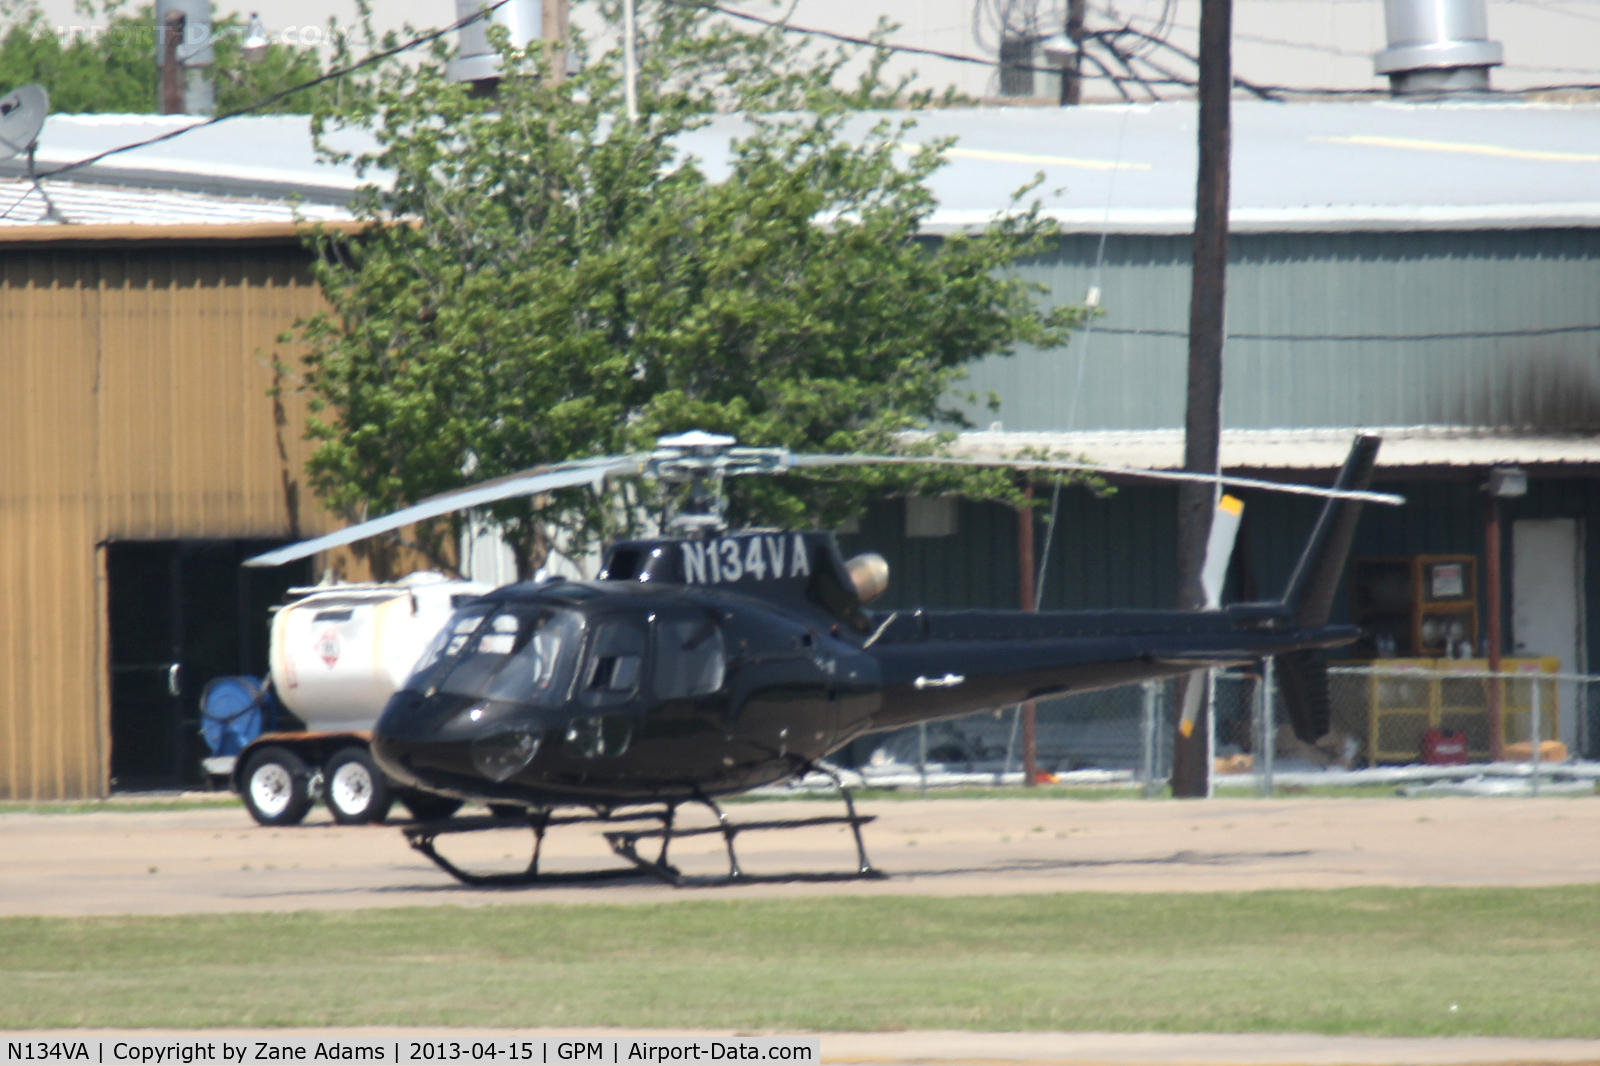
684, 100, 1600, 233
949, 426, 1600, 471
0, 176, 351, 228
7, 100, 1600, 232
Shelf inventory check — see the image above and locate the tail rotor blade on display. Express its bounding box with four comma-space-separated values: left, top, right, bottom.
1199, 495, 1244, 611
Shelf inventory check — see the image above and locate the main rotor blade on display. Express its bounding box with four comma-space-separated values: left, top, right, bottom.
243, 455, 648, 568
787, 453, 1405, 506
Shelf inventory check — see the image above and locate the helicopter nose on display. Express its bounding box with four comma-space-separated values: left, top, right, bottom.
371, 690, 475, 787
373, 691, 550, 790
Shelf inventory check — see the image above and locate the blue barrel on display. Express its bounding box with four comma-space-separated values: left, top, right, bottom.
199, 676, 270, 756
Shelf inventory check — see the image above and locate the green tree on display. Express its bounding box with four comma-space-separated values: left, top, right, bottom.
0, 0, 326, 114
294, 1, 1083, 577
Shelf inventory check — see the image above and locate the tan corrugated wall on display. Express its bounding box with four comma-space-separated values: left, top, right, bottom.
0, 239, 345, 799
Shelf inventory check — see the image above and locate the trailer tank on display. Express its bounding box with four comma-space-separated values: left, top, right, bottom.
234, 572, 490, 826
269, 572, 487, 731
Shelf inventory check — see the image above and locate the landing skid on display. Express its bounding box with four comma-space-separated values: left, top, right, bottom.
401, 789, 883, 887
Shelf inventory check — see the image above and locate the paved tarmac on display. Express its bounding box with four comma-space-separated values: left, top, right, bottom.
2, 1028, 1599, 1066
2, 795, 1599, 916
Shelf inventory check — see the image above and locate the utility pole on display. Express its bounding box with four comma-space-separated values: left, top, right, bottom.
1060, 0, 1086, 105
544, 0, 569, 83
623, 0, 639, 123
159, 9, 186, 115
1016, 486, 1039, 785
1485, 492, 1504, 759
1170, 0, 1233, 798
155, 0, 214, 114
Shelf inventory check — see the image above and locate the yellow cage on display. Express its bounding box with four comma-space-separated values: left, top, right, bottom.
1352, 658, 1559, 764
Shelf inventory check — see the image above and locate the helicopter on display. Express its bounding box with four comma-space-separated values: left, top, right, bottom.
244, 431, 1398, 886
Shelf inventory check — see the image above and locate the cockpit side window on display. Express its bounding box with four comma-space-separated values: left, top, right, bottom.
429, 607, 581, 705
580, 617, 647, 707
651, 616, 726, 699
405, 607, 491, 692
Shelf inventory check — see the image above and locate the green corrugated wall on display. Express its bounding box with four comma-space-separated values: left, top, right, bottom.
957, 229, 1600, 431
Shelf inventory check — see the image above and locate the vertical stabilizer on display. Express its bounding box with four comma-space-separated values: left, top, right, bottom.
1273, 435, 1382, 743
1280, 435, 1382, 629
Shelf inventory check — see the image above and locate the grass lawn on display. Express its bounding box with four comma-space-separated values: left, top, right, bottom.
2, 887, 1597, 1036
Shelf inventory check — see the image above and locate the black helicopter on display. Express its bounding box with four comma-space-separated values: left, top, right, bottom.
245, 431, 1397, 886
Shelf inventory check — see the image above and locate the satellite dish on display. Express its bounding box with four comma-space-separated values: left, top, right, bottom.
0, 85, 48, 162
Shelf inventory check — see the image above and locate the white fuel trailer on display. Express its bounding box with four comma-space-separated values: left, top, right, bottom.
231, 572, 490, 826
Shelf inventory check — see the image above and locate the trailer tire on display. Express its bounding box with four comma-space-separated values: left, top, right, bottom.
241, 747, 313, 826
399, 790, 464, 822
325, 747, 394, 825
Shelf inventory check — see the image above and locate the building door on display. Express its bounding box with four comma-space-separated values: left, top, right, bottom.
108, 540, 310, 790
1512, 519, 1585, 749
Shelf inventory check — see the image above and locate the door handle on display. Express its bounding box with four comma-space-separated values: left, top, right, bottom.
914, 673, 965, 690
167, 663, 182, 697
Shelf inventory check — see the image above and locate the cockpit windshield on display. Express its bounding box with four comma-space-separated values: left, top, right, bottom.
405, 606, 582, 705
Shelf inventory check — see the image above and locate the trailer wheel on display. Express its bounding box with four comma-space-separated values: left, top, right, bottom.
325, 747, 394, 825
399, 790, 464, 822
241, 747, 313, 826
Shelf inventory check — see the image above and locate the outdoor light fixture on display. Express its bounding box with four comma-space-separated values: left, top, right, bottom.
1488, 466, 1528, 498
1040, 32, 1075, 67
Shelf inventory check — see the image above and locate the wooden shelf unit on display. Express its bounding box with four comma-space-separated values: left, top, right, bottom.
1352, 554, 1478, 658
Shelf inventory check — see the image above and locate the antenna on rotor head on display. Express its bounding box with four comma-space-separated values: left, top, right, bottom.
653, 431, 736, 537
647, 431, 796, 538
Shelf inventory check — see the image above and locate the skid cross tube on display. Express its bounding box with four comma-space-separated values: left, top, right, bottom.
401, 789, 883, 888
603, 789, 883, 886
402, 809, 665, 887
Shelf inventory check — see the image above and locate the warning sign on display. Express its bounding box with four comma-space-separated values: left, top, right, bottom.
315, 627, 341, 668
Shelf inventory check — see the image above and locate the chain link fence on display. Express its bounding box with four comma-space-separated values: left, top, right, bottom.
827, 665, 1600, 792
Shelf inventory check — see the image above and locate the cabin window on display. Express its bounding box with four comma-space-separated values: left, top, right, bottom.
425, 607, 581, 705
485, 611, 580, 702
651, 617, 726, 699
581, 618, 647, 707
405, 607, 492, 690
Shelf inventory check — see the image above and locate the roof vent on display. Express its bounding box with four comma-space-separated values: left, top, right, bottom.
1375, 0, 1502, 96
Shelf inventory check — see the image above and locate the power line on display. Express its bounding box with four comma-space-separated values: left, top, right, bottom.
677, 0, 1287, 97
20, 0, 1600, 194
1095, 323, 1600, 341
33, 0, 513, 182
664, 0, 1057, 73
691, 2, 1600, 101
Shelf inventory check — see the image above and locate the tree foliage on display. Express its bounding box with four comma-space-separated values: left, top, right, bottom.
0, 0, 327, 114
294, 1, 1083, 576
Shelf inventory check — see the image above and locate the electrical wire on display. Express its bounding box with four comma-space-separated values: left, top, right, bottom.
0, 182, 38, 221
680, 0, 1287, 98
1094, 323, 1600, 341
22, 0, 1600, 195
0, 143, 71, 223
665, 0, 1063, 74
32, 0, 513, 183
691, 1, 1600, 100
